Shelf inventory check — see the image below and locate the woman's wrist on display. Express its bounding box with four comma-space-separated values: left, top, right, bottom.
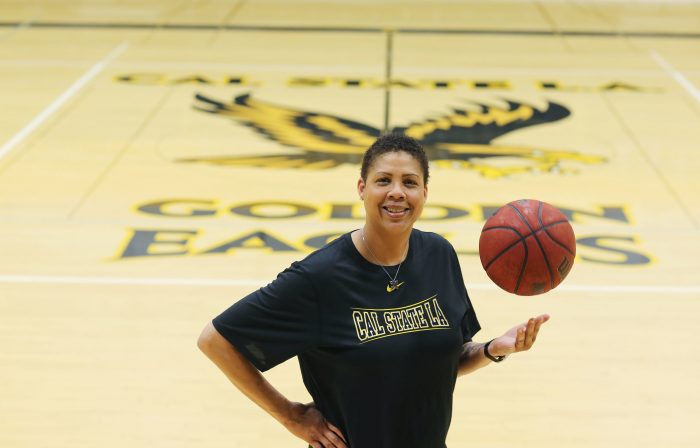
484, 339, 507, 362
270, 398, 298, 426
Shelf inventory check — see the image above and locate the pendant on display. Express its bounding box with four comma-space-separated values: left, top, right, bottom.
386, 279, 404, 293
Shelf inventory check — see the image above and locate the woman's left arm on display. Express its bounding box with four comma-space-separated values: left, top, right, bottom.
458, 314, 550, 376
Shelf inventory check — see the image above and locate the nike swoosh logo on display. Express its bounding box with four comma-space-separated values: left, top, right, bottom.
386, 282, 405, 293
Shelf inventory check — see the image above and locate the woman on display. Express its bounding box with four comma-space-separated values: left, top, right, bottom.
198, 133, 549, 448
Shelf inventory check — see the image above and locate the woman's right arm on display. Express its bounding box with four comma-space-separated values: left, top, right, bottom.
197, 321, 347, 448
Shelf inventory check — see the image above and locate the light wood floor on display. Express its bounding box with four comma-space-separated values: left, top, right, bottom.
1, 1, 699, 447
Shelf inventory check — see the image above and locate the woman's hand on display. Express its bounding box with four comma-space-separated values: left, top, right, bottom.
283, 402, 348, 448
488, 314, 550, 357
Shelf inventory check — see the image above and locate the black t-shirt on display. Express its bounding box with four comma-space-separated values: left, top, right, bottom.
213, 229, 481, 448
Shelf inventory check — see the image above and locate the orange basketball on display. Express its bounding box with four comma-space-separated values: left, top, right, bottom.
479, 199, 576, 295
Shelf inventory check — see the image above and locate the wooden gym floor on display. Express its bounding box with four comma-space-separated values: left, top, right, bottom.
1, 1, 699, 447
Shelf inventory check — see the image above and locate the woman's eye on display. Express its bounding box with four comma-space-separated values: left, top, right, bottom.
377, 178, 390, 184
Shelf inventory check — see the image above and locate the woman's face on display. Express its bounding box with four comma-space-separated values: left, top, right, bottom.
358, 151, 428, 234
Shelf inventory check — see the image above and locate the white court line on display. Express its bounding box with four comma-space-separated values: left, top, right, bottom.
0, 275, 698, 294
0, 42, 130, 161
0, 275, 263, 287
650, 50, 700, 104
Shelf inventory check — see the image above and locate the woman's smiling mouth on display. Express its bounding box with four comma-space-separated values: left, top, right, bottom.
383, 206, 410, 217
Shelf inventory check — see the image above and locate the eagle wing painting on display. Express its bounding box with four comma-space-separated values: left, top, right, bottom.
184, 93, 605, 178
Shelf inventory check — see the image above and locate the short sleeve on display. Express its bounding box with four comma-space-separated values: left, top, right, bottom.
448, 246, 481, 343
212, 261, 320, 372
460, 289, 481, 343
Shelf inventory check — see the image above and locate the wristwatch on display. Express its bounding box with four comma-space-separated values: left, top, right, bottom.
484, 339, 507, 363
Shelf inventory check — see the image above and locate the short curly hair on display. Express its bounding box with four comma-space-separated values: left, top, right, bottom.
360, 133, 429, 185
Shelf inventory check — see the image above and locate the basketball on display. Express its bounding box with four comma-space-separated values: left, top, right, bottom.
479, 199, 576, 295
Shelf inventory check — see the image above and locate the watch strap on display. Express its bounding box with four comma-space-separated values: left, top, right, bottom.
484, 339, 506, 363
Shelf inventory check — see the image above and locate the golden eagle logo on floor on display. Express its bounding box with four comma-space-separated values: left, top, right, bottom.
183, 93, 605, 178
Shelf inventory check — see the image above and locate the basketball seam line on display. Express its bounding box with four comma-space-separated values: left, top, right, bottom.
482, 220, 569, 235
540, 222, 576, 256
516, 231, 529, 294
536, 202, 557, 288
504, 206, 530, 294
507, 202, 554, 291
483, 226, 527, 272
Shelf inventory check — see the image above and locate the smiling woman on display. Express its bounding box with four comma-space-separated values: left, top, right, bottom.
354, 134, 429, 266
197, 133, 549, 448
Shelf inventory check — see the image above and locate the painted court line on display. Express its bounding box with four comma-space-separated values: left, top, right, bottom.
0, 275, 262, 287
0, 42, 130, 161
650, 50, 700, 104
0, 275, 698, 294
3, 59, 695, 78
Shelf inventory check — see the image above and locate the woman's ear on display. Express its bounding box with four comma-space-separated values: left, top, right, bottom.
357, 177, 365, 200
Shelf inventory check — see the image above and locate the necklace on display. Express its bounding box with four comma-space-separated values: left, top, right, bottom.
360, 230, 408, 292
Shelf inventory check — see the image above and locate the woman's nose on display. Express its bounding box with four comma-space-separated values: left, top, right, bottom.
388, 182, 406, 200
